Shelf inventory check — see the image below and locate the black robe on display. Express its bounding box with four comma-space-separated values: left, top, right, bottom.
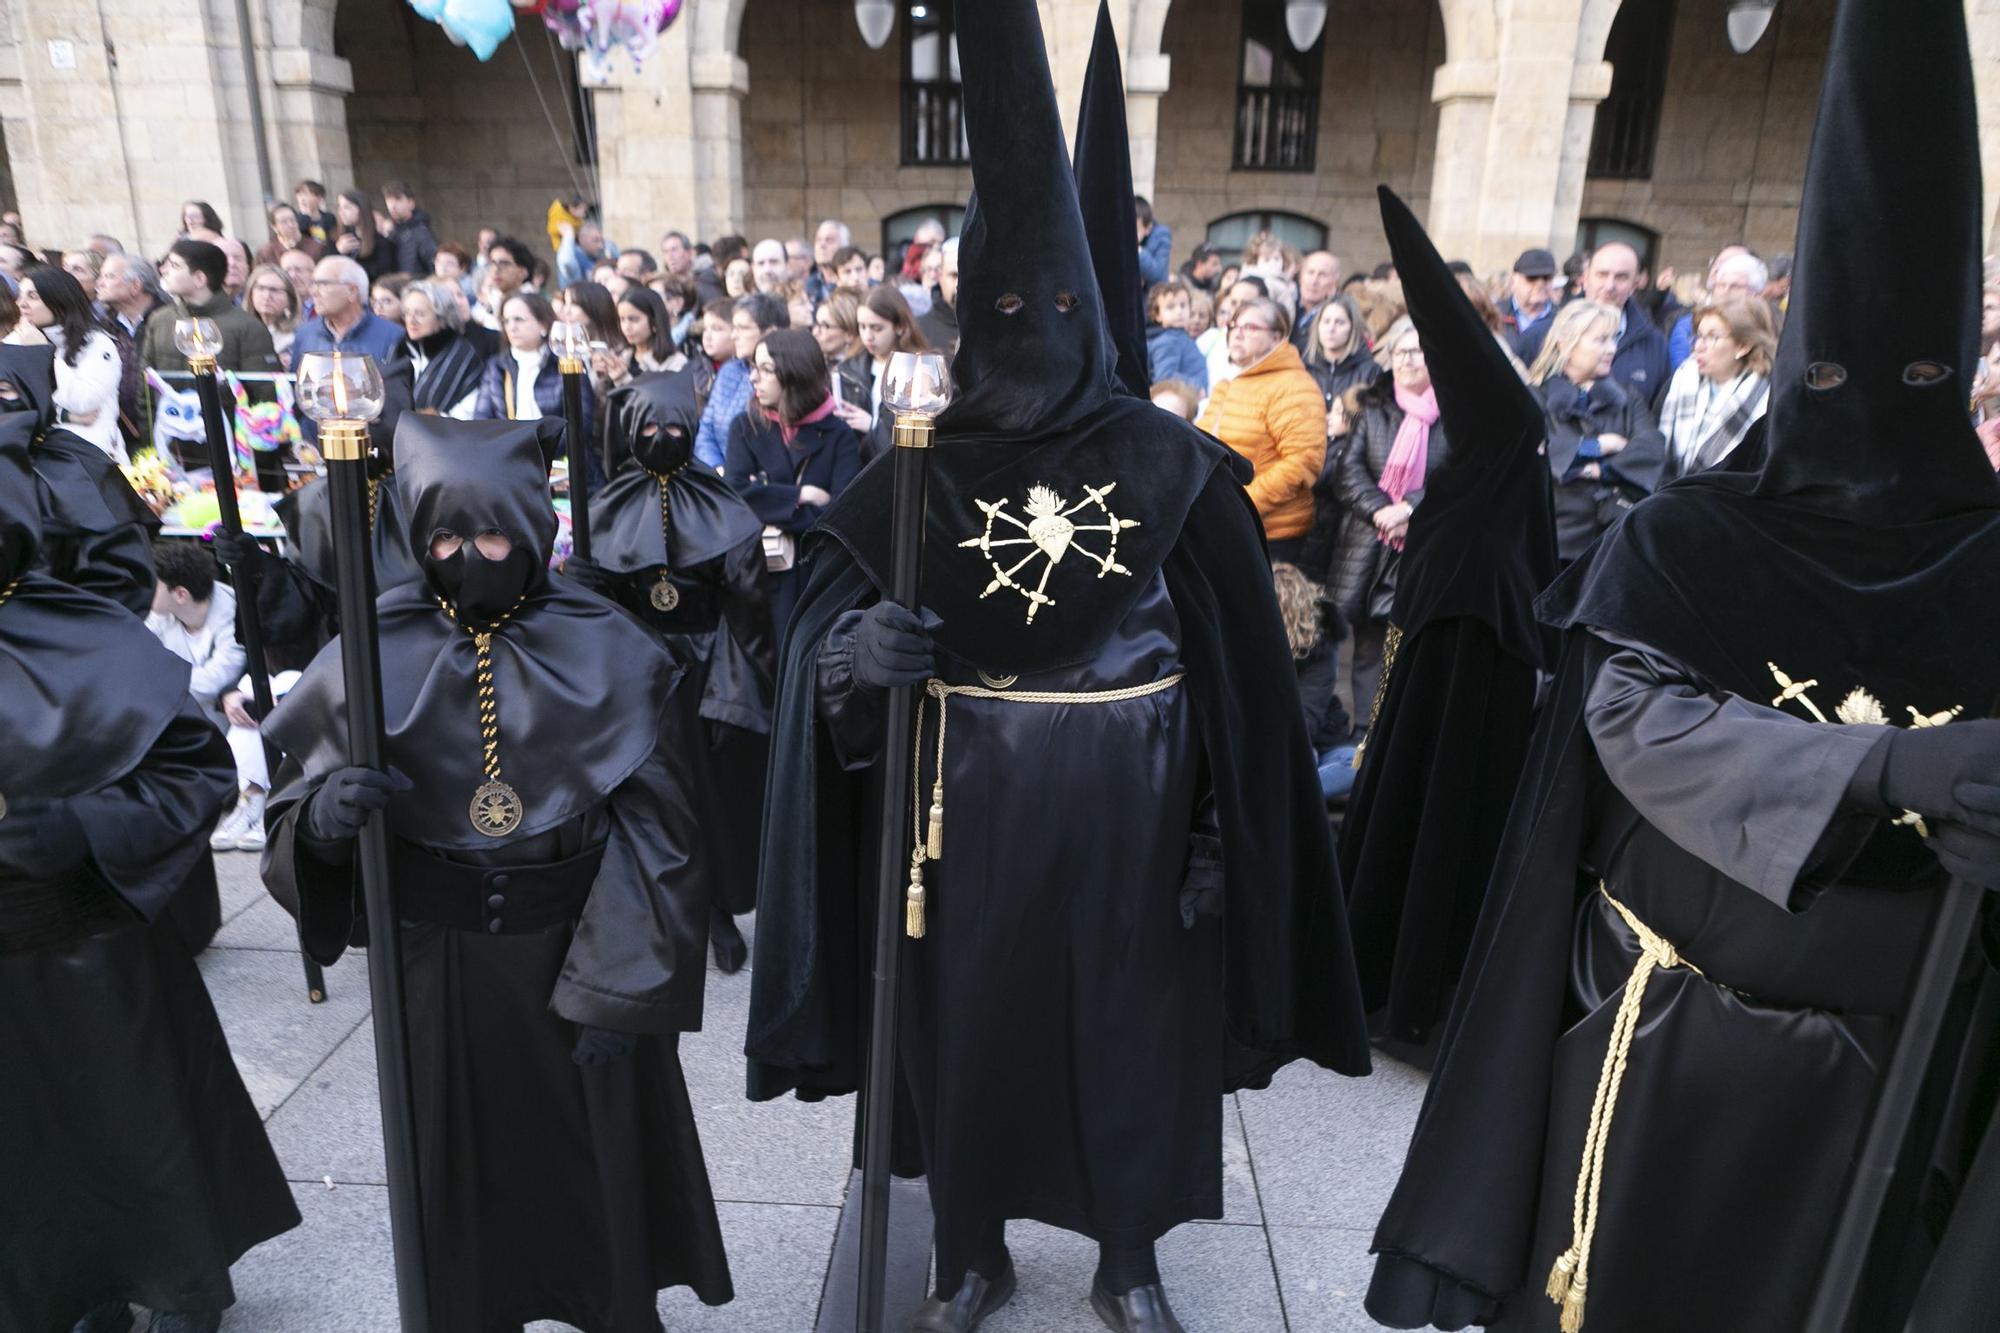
747, 469, 1372, 1294
261, 575, 733, 1330
28, 424, 159, 618
1, 564, 298, 1331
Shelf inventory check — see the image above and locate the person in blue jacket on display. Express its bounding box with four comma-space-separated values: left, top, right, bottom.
1143, 279, 1208, 392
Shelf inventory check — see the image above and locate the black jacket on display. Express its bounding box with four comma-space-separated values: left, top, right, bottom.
1306, 379, 1449, 618
1537, 374, 1666, 562
388, 208, 440, 278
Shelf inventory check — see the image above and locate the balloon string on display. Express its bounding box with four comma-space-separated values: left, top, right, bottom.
514, 32, 592, 205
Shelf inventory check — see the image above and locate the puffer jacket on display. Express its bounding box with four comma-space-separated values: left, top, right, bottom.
1195, 341, 1326, 542
1309, 378, 1450, 621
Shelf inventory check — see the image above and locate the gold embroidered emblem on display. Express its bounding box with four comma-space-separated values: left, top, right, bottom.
1767, 662, 1962, 837
959, 482, 1140, 624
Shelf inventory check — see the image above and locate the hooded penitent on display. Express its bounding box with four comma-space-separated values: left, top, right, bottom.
265, 415, 677, 860
1337, 186, 1557, 1053
1072, 0, 1150, 399
595, 371, 765, 578
747, 0, 1371, 1284
1367, 0, 2000, 1326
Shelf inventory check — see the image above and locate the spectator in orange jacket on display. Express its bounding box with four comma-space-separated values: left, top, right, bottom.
1195, 295, 1326, 560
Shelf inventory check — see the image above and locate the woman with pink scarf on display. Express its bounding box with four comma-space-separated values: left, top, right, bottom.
1321, 317, 1447, 736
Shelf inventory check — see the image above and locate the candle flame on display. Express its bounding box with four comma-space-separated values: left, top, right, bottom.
331, 351, 349, 415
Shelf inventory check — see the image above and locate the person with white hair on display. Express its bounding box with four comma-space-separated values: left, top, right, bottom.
809, 217, 851, 303
288, 254, 404, 444
917, 235, 960, 353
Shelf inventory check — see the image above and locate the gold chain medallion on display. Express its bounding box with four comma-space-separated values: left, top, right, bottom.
470, 778, 524, 836
959, 482, 1139, 624
649, 576, 681, 612
438, 597, 530, 837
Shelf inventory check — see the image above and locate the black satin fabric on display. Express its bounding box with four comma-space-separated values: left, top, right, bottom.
594, 373, 765, 582
274, 468, 424, 596
1, 705, 297, 1330
1072, 0, 1149, 401
261, 747, 732, 1327
29, 424, 159, 617
1341, 618, 1539, 1056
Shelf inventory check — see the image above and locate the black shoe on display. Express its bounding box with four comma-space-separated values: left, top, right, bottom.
908, 1259, 1018, 1332
71, 1303, 133, 1333
711, 916, 748, 974
144, 1313, 221, 1333
1091, 1279, 1187, 1333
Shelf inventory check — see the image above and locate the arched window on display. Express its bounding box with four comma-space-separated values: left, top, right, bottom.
880, 205, 967, 268
1205, 210, 1328, 265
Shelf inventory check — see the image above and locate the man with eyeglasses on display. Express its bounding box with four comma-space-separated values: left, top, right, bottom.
477, 236, 538, 331
1196, 294, 1328, 562
288, 256, 406, 445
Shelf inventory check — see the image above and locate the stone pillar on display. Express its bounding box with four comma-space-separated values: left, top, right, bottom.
690, 50, 749, 242
1967, 0, 2000, 247
1125, 0, 1174, 202
264, 0, 354, 202
593, 19, 701, 248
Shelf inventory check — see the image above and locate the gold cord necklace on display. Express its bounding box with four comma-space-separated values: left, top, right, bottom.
643, 461, 690, 612
437, 592, 530, 836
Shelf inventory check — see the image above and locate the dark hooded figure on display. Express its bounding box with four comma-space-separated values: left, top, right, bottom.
0, 433, 299, 1333
1366, 2, 2000, 1329
1071, 0, 1150, 402
259, 416, 733, 1330
1338, 187, 1557, 1065
1, 343, 158, 617
565, 370, 777, 973
744, 2, 1371, 1330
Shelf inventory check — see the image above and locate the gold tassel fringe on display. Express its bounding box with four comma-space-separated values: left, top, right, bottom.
1559, 1274, 1587, 1333
926, 781, 944, 859
905, 857, 927, 939
1545, 1249, 1577, 1305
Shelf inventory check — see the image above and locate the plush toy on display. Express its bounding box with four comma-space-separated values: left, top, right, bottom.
228, 373, 303, 479
145, 367, 208, 460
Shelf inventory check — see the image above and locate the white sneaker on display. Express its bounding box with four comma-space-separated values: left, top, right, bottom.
232, 790, 268, 852
209, 801, 249, 851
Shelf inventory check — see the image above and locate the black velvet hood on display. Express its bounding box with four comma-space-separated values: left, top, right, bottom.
1073, 0, 1149, 400
594, 371, 763, 575
1378, 186, 1555, 667
265, 417, 678, 850
0, 425, 190, 802
1538, 0, 2000, 720
814, 0, 1242, 677
0, 343, 57, 431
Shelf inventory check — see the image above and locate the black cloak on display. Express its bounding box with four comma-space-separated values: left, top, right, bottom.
746, 3, 1369, 1289
1338, 187, 1558, 1056
1367, 0, 2000, 1325
1072, 0, 1150, 400
593, 371, 775, 915
261, 416, 731, 1328
0, 345, 158, 617
0, 431, 298, 1329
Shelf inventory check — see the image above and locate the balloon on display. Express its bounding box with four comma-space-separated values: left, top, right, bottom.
405, 0, 515, 60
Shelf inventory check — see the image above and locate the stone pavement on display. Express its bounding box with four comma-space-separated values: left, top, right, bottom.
200, 851, 1428, 1333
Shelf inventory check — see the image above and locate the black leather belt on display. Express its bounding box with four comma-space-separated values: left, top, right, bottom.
390, 840, 605, 934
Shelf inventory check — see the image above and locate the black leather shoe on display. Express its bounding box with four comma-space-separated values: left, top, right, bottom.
908, 1259, 1018, 1332
1091, 1279, 1187, 1333
711, 916, 748, 974
70, 1303, 133, 1333
144, 1313, 221, 1333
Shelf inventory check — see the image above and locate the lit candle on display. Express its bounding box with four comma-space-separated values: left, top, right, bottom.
332, 351, 349, 416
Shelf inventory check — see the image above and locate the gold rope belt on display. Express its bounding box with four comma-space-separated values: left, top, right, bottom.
903, 672, 1186, 938
1351, 622, 1403, 769
1545, 885, 1705, 1333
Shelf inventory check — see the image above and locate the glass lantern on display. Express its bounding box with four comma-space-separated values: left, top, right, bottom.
173, 317, 225, 371
551, 319, 591, 370
295, 351, 386, 461
882, 351, 952, 417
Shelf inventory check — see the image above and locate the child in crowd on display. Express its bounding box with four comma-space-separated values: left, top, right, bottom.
1144, 278, 1208, 391
1273, 560, 1356, 802
1149, 377, 1203, 421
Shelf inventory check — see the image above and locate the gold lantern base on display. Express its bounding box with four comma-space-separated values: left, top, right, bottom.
892, 412, 936, 450
320, 419, 371, 462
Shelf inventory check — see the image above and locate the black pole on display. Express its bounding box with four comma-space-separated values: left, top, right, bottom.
560, 360, 590, 562
1806, 876, 1982, 1332
324, 420, 433, 1332
856, 414, 933, 1333
192, 366, 326, 1004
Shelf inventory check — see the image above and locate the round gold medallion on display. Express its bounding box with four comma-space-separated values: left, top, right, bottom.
470, 779, 524, 837
649, 577, 681, 613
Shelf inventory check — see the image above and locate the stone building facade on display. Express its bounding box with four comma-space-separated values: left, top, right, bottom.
3, 0, 1999, 278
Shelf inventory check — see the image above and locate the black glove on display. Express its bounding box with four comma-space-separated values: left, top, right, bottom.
563, 554, 610, 594
572, 1024, 638, 1067
302, 766, 413, 844
0, 800, 87, 877
851, 601, 934, 690
1869, 720, 2000, 833
1928, 815, 2000, 892
209, 528, 265, 575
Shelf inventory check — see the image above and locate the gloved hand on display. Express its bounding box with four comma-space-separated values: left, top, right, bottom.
851, 601, 934, 690
562, 554, 610, 594
209, 528, 265, 575
1927, 814, 2000, 891
0, 799, 87, 876
572, 1024, 639, 1067
302, 766, 413, 844
1872, 720, 2000, 831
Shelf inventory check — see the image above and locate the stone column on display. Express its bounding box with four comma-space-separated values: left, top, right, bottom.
263, 0, 354, 203
593, 18, 701, 247
1125, 0, 1175, 202
689, 49, 748, 242
1967, 0, 2000, 246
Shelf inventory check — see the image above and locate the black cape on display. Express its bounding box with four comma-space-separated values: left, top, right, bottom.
1339, 187, 1558, 1054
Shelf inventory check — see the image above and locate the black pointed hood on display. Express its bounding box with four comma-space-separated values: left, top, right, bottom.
1751, 0, 1998, 523
1073, 0, 1149, 399
1541, 0, 2000, 725
1377, 186, 1555, 667
594, 371, 764, 575
940, 0, 1118, 441
397, 415, 561, 573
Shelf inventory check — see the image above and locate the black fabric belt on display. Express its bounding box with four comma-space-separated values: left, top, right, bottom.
390, 839, 605, 934
0, 865, 130, 955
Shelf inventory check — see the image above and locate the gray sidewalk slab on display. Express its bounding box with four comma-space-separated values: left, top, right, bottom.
199, 851, 1427, 1330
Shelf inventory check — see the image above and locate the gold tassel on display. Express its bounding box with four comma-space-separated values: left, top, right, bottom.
905, 855, 927, 938
1545, 1249, 1577, 1305
1559, 1273, 1587, 1333
926, 781, 944, 859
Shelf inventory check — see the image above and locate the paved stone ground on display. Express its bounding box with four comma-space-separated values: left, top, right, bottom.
199, 852, 1428, 1332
